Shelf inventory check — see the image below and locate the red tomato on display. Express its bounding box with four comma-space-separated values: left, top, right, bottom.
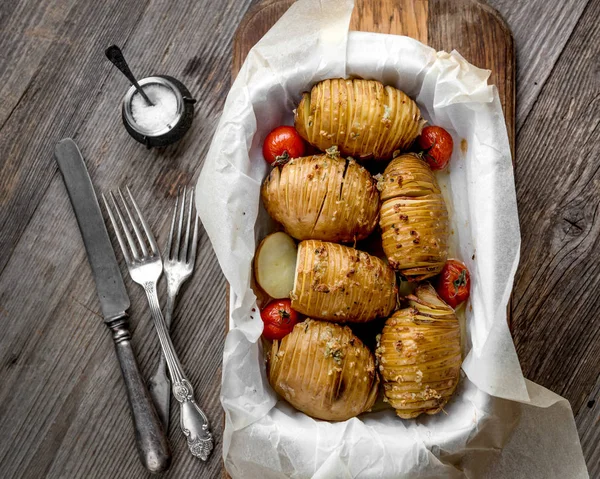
417, 126, 454, 170
263, 126, 306, 165
260, 299, 300, 340
436, 259, 471, 308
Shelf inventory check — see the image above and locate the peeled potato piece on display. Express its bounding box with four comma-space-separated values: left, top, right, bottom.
254, 232, 298, 299
376, 284, 461, 419
268, 319, 379, 421
261, 155, 379, 242
291, 240, 396, 323
379, 153, 449, 281
294, 78, 425, 160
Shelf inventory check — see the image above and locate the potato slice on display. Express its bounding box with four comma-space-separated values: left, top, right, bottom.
268, 319, 379, 421
294, 78, 425, 160
376, 284, 461, 419
379, 153, 449, 281
291, 240, 396, 323
254, 232, 297, 299
261, 155, 379, 243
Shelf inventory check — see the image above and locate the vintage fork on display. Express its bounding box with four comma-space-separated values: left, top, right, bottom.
148, 186, 199, 431
103, 187, 213, 461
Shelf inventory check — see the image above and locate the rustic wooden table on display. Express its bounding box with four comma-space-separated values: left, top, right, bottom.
0, 0, 598, 477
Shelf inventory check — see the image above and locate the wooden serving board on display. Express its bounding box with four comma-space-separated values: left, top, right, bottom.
233, 0, 515, 153
225, 0, 514, 475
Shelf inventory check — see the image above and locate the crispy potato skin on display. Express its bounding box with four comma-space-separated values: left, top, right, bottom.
261, 155, 379, 242
294, 78, 425, 160
379, 153, 449, 281
375, 284, 461, 419
268, 319, 379, 421
291, 240, 396, 323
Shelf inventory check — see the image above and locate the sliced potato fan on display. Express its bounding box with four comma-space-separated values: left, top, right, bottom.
254, 232, 297, 299
268, 319, 379, 421
379, 153, 449, 281
291, 240, 396, 323
261, 155, 379, 243
376, 284, 461, 419
294, 78, 425, 160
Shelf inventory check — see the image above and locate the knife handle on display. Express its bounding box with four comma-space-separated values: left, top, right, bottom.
108, 317, 171, 474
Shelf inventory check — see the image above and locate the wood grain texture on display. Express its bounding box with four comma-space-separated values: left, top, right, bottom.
488, 0, 589, 131
0, 0, 597, 477
511, 0, 599, 473
0, 0, 254, 477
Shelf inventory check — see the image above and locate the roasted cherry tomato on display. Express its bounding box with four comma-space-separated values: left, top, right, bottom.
417, 126, 454, 170
263, 126, 306, 165
436, 259, 471, 308
260, 299, 300, 340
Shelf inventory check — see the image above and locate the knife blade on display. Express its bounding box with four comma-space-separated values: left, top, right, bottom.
55, 138, 171, 473
54, 139, 130, 322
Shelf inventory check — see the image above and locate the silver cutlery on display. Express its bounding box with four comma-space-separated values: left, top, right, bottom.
55, 139, 171, 474
148, 186, 199, 430
103, 187, 213, 461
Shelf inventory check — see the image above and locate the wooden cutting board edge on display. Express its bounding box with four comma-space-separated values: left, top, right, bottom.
223, 0, 514, 475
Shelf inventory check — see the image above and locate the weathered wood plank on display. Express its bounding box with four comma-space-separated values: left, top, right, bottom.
0, 0, 75, 128
577, 374, 600, 477
510, 0, 599, 474
0, 0, 253, 478
0, 0, 597, 477
0, 0, 152, 276
488, 0, 589, 131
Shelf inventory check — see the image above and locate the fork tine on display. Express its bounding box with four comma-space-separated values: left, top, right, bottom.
189, 213, 199, 266
174, 186, 185, 260
109, 191, 140, 261
126, 186, 159, 255
102, 193, 133, 264
119, 188, 149, 258
165, 190, 179, 260
182, 188, 194, 263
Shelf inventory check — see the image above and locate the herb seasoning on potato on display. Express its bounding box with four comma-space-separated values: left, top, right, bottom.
261, 154, 380, 243
268, 319, 379, 421
255, 77, 468, 424
376, 284, 461, 418
379, 153, 449, 281
291, 240, 396, 323
294, 78, 425, 160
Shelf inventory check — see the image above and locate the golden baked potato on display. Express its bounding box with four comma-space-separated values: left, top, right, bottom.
268, 319, 379, 421
376, 284, 461, 419
379, 153, 449, 281
291, 240, 396, 323
294, 78, 425, 160
261, 154, 379, 243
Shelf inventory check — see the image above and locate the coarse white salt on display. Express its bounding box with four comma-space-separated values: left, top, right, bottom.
131, 84, 179, 132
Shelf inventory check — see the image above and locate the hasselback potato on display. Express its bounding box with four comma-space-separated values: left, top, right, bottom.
268, 319, 379, 421
261, 155, 379, 242
379, 153, 449, 281
291, 240, 396, 323
294, 78, 425, 160
375, 284, 461, 419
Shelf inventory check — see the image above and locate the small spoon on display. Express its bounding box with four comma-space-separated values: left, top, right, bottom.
105, 45, 154, 106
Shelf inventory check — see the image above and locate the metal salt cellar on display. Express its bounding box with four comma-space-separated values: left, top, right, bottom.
106, 45, 196, 149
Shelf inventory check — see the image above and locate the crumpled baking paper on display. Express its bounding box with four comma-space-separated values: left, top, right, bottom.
196, 0, 588, 477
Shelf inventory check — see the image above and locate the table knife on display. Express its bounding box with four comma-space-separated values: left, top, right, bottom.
55, 138, 171, 474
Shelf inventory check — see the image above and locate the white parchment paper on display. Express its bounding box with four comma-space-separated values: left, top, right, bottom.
196, 0, 589, 477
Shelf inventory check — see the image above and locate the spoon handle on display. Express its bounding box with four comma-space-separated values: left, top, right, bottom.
105, 45, 153, 106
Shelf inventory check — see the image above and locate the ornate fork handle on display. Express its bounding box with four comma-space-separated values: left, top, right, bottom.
143, 282, 214, 460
